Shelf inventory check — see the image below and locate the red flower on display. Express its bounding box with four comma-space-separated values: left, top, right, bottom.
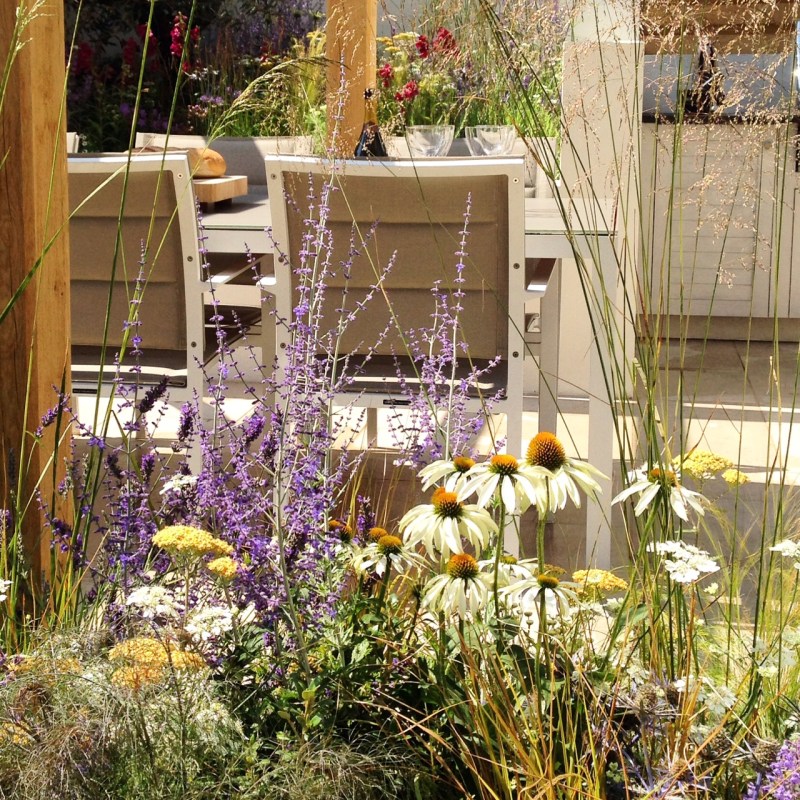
170, 13, 186, 58
415, 34, 429, 59
395, 80, 419, 103
433, 27, 457, 54
122, 37, 139, 67
74, 41, 93, 74
191, 26, 200, 44
378, 62, 394, 88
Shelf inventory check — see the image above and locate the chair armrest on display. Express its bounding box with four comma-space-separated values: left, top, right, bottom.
205, 277, 276, 308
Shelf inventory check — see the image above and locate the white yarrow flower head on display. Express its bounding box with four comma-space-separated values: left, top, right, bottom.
0, 578, 11, 604
647, 540, 719, 584
613, 465, 705, 522
125, 585, 182, 620
517, 433, 604, 514
185, 605, 235, 641
159, 473, 198, 496
418, 455, 476, 493
770, 539, 800, 569
459, 454, 543, 515
351, 534, 422, 578
399, 487, 498, 559
423, 553, 493, 619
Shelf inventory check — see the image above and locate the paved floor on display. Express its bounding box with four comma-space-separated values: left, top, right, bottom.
523, 338, 800, 582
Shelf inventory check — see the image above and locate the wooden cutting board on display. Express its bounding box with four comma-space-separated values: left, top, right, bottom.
192, 175, 248, 204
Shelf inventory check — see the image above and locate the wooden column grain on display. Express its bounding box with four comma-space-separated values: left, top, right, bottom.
0, 0, 71, 586
325, 0, 377, 155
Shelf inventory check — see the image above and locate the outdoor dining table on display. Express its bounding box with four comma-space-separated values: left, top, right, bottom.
201, 187, 618, 568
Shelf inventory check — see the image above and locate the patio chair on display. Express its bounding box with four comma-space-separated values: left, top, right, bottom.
134, 132, 312, 190
66, 131, 80, 153
68, 154, 263, 419
265, 155, 527, 456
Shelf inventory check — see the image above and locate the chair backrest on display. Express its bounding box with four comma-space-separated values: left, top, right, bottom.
135, 133, 313, 187
66, 132, 80, 153
266, 156, 526, 388
67, 153, 205, 389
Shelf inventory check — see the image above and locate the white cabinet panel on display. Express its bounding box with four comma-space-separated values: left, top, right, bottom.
644, 123, 781, 318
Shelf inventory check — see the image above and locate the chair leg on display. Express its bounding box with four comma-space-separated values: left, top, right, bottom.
365, 407, 379, 444
538, 261, 561, 436
503, 351, 525, 556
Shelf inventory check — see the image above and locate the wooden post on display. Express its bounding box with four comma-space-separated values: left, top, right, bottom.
0, 0, 71, 583
325, 0, 377, 155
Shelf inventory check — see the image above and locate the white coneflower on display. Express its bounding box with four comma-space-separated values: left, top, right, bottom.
351, 534, 422, 578
477, 554, 539, 588
399, 487, 497, 559
458, 454, 541, 514
613, 465, 705, 522
517, 433, 604, 514
502, 573, 580, 642
422, 554, 493, 619
418, 455, 476, 492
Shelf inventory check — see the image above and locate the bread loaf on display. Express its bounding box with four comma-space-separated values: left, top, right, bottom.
187, 147, 226, 178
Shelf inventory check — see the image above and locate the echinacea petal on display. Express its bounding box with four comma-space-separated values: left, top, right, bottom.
500, 476, 518, 514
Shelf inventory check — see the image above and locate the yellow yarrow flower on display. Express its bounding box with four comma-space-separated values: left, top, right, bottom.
572, 569, 628, 594
9, 655, 81, 676
109, 637, 206, 690
152, 525, 233, 559
109, 637, 172, 666
111, 663, 165, 692
169, 651, 207, 672
0, 721, 33, 746
722, 468, 749, 486
207, 556, 238, 582
675, 450, 733, 481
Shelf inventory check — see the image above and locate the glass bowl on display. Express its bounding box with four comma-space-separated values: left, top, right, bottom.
465, 124, 516, 156
405, 125, 455, 158
464, 127, 483, 156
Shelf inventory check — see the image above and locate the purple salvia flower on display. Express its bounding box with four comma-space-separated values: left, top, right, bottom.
746, 740, 800, 800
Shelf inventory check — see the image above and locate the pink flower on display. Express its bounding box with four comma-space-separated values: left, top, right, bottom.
433, 27, 457, 54
170, 13, 186, 58
379, 62, 394, 88
395, 80, 419, 103
415, 34, 429, 59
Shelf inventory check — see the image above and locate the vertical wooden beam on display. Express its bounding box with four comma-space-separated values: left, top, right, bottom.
0, 0, 71, 584
325, 0, 377, 155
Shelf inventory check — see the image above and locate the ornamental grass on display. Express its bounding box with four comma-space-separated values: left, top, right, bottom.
3, 0, 800, 795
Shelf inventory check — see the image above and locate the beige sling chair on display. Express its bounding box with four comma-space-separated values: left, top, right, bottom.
68, 153, 261, 465
265, 155, 527, 458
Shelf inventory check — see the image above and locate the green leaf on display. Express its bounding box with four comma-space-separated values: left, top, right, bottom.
350, 638, 372, 665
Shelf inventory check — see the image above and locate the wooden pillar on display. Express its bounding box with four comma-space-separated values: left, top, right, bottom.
0, 0, 71, 583
325, 0, 377, 155
560, 0, 642, 568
